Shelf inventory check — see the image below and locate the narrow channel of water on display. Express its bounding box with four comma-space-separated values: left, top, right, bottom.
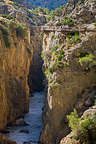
6, 91, 43, 144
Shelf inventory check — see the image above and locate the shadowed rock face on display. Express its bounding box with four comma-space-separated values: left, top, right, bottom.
0, 22, 32, 130
28, 27, 44, 94
29, 54, 44, 93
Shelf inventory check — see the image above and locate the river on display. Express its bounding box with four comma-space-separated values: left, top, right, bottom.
6, 91, 43, 144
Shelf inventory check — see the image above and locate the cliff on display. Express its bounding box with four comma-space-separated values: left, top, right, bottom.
0, 0, 46, 93
40, 0, 96, 142
0, 19, 32, 130
28, 26, 44, 93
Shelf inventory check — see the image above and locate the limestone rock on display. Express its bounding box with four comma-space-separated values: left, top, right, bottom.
40, 23, 96, 144
0, 20, 32, 130
0, 133, 16, 144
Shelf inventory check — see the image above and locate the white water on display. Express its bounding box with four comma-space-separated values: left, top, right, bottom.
6, 92, 43, 144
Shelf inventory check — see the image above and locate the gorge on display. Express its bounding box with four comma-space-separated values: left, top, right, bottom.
0, 0, 96, 144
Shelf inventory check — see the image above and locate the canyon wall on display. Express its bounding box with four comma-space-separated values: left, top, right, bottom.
28, 26, 44, 94
0, 20, 32, 130
40, 24, 96, 144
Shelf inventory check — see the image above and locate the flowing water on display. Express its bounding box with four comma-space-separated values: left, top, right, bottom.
6, 91, 43, 144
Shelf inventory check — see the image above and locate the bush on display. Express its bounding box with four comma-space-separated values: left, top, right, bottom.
56, 50, 64, 61
0, 19, 5, 24
79, 53, 96, 66
56, 18, 74, 27
67, 32, 80, 42
1, 26, 10, 48
51, 45, 58, 52
54, 7, 62, 16
67, 18, 74, 27
94, 23, 96, 27
13, 1, 19, 7
67, 109, 81, 131
9, 21, 27, 38
67, 109, 96, 143
16, 24, 27, 38
0, 14, 13, 20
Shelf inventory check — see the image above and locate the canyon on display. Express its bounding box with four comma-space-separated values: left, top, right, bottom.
0, 0, 96, 144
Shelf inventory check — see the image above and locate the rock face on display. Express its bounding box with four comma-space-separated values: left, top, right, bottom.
0, 133, 16, 144
0, 20, 32, 130
40, 23, 96, 144
0, 0, 46, 94
0, 0, 46, 26
28, 26, 44, 94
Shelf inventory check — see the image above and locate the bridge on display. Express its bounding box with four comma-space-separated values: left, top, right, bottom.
31, 24, 96, 33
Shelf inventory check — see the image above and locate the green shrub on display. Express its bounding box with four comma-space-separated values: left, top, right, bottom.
16, 24, 27, 38
9, 21, 27, 38
57, 18, 74, 27
13, 1, 19, 7
44, 66, 54, 76
1, 26, 10, 48
67, 109, 81, 131
54, 7, 62, 16
56, 50, 64, 61
67, 18, 74, 27
51, 45, 58, 52
48, 66, 54, 73
0, 14, 13, 20
66, 33, 73, 39
51, 35, 55, 40
46, 15, 55, 22
79, 53, 96, 66
74, 32, 80, 42
67, 32, 80, 42
94, 23, 96, 27
0, 19, 5, 24
79, 52, 89, 57
67, 109, 96, 143
44, 61, 63, 76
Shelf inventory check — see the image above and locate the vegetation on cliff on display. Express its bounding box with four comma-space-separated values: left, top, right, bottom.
62, 107, 96, 144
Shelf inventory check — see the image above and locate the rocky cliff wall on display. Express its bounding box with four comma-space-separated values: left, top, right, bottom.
28, 26, 44, 94
0, 20, 32, 130
40, 24, 96, 144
